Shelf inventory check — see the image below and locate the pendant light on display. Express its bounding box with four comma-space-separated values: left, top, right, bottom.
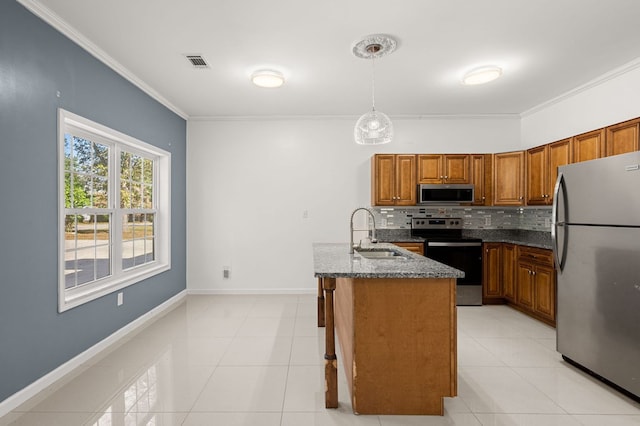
352, 34, 397, 145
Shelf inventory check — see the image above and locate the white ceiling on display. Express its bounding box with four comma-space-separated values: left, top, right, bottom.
24, 0, 640, 119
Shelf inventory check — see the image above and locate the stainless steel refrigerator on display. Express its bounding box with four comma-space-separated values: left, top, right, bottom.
553, 150, 640, 400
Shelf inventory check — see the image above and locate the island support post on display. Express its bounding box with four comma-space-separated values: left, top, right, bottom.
321, 277, 338, 408
317, 277, 325, 327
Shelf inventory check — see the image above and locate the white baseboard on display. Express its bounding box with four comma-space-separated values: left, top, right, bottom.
0, 290, 186, 418
187, 288, 315, 295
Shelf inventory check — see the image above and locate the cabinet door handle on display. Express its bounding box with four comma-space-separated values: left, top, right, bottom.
440, 176, 444, 179
482, 196, 486, 200
444, 175, 448, 179
519, 196, 524, 200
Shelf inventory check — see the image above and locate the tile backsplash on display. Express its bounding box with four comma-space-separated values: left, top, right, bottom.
371, 206, 552, 232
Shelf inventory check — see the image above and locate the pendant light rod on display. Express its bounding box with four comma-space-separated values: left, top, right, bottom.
370, 50, 376, 111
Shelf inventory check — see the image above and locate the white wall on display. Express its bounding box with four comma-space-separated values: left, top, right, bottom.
521, 62, 640, 149
186, 116, 520, 292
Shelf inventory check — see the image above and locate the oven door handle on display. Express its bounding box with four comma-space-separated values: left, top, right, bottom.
427, 242, 482, 247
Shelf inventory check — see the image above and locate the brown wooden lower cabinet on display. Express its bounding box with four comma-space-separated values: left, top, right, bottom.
515, 246, 556, 326
482, 243, 503, 303
392, 241, 424, 256
502, 243, 517, 302
481, 242, 556, 326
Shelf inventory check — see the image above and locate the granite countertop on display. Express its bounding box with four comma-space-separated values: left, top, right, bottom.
312, 242, 464, 279
478, 237, 552, 250
462, 229, 553, 250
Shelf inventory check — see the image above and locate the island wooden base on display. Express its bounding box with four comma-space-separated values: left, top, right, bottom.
332, 277, 457, 415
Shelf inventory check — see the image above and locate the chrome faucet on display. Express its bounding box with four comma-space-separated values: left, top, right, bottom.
349, 207, 377, 254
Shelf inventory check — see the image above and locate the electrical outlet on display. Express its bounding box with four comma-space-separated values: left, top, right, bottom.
117, 292, 123, 306
223, 267, 230, 279
484, 216, 491, 226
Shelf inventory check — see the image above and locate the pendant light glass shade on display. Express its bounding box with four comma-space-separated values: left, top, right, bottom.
354, 109, 393, 145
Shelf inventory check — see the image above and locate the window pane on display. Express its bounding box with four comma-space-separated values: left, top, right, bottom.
76, 246, 96, 286
145, 237, 155, 263
64, 172, 73, 208
133, 218, 143, 263
121, 151, 131, 176
64, 243, 77, 290
65, 214, 79, 244
143, 158, 153, 184
120, 181, 130, 209
131, 155, 142, 182
143, 184, 153, 209
132, 183, 142, 209
64, 134, 73, 171
122, 214, 155, 269
93, 143, 109, 177
93, 177, 109, 208
144, 214, 155, 263
95, 215, 111, 282
122, 214, 135, 269
73, 137, 93, 174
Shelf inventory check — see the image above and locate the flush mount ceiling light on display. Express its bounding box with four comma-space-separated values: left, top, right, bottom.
352, 34, 397, 145
462, 66, 503, 85
251, 69, 285, 88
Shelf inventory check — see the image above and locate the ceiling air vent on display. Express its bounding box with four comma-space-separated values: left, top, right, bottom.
185, 55, 209, 69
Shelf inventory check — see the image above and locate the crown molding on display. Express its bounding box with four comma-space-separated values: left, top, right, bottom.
18, 0, 189, 120
188, 113, 520, 122
521, 56, 640, 118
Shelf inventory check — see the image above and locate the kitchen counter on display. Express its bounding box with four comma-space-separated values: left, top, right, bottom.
312, 242, 464, 279
313, 242, 459, 415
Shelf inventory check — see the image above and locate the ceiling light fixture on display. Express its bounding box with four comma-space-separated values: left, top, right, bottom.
352, 34, 397, 145
251, 69, 285, 88
462, 66, 503, 85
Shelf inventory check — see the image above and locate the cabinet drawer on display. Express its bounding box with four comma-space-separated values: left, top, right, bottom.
518, 246, 553, 266
392, 242, 424, 256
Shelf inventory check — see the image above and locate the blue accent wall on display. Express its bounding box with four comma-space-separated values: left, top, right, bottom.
0, 1, 187, 402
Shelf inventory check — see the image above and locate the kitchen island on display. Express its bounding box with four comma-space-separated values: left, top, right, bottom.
313, 242, 464, 415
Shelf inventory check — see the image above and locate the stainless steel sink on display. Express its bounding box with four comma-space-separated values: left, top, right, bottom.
355, 248, 406, 259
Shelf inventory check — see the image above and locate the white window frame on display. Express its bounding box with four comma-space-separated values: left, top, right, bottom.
58, 109, 171, 312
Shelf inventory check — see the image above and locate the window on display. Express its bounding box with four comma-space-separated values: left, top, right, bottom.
58, 109, 171, 312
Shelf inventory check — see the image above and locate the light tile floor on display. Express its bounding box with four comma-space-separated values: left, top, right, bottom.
2, 295, 639, 425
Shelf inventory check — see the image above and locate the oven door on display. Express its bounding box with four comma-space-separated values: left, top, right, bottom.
424, 241, 482, 285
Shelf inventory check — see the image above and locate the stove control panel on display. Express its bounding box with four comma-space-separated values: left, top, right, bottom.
411, 217, 463, 229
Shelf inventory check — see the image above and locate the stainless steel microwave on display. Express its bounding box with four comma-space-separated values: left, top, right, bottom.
418, 184, 475, 204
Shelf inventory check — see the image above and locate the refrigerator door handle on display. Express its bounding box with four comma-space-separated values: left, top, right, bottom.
552, 172, 567, 271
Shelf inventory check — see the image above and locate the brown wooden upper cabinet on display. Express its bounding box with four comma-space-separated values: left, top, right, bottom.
573, 128, 605, 163
417, 154, 470, 184
493, 151, 525, 206
470, 154, 491, 206
371, 154, 417, 206
605, 117, 640, 157
526, 138, 572, 205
